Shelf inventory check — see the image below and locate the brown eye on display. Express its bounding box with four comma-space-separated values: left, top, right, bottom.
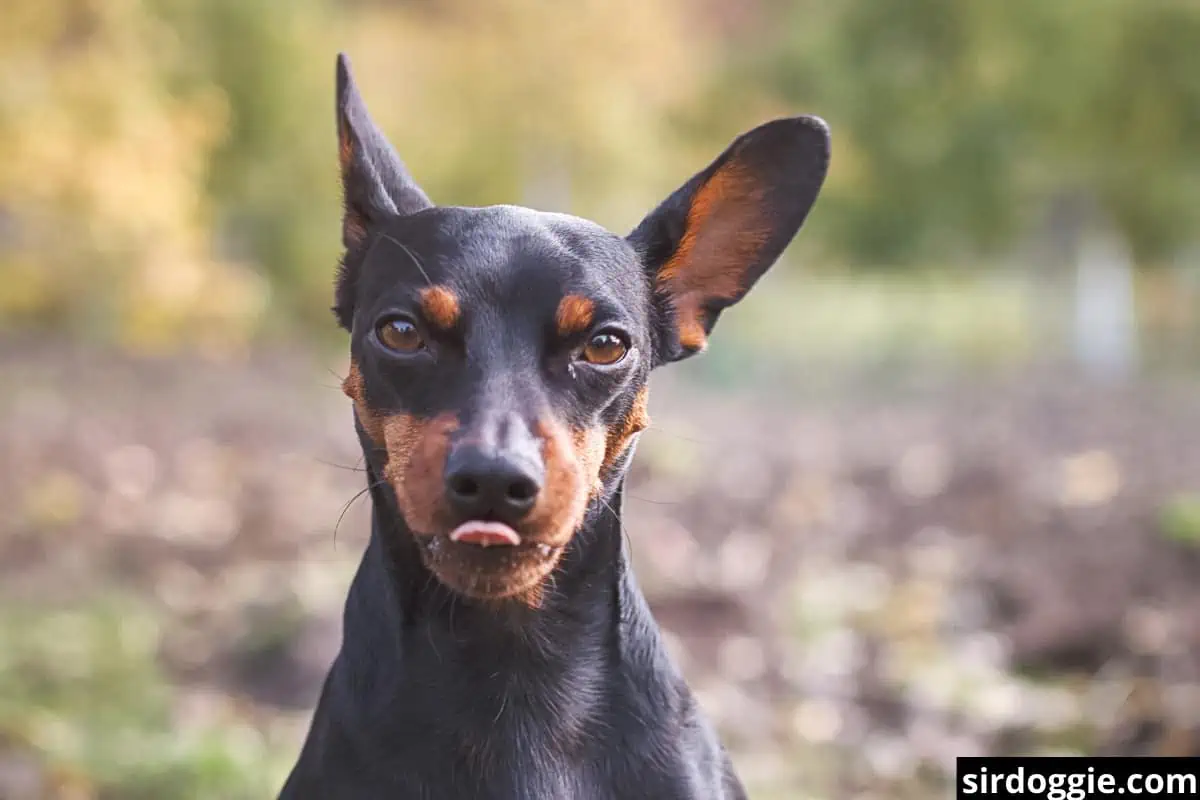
581, 332, 628, 366
377, 318, 424, 353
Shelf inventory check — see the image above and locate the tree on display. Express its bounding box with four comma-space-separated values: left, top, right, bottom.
154, 0, 344, 334
0, 0, 264, 354
748, 0, 1200, 268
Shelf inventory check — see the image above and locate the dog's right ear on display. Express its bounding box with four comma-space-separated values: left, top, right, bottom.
336, 53, 431, 250
334, 53, 432, 330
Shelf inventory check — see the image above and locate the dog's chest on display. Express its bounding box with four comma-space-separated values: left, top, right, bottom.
440, 711, 721, 800
422, 740, 704, 800
381, 698, 703, 799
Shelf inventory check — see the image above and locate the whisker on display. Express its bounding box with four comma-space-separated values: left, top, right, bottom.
596, 493, 634, 555
424, 572, 445, 664
541, 571, 560, 606
334, 479, 385, 545
317, 367, 349, 394
638, 420, 783, 466
315, 456, 368, 473
624, 493, 680, 506
492, 686, 509, 724
640, 423, 718, 447
379, 232, 434, 287
448, 592, 459, 640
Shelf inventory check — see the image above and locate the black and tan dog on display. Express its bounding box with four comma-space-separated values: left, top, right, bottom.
280, 54, 829, 799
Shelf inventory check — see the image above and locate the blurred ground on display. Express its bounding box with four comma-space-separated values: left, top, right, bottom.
2, 341, 1198, 799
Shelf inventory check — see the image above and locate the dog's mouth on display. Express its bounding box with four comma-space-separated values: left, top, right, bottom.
416, 521, 565, 601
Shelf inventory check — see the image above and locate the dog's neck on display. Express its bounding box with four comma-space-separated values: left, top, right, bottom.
329, 453, 670, 742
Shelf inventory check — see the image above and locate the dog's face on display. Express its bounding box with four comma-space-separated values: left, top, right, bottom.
340, 206, 654, 601
333, 55, 828, 603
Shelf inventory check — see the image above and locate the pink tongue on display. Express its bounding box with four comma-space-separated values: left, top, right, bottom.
449, 521, 521, 547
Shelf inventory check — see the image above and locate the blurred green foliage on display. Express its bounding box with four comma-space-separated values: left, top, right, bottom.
751, 0, 1200, 265
0, 0, 1197, 347
1160, 493, 1200, 547
0, 0, 263, 354
0, 602, 281, 799
156, 0, 343, 335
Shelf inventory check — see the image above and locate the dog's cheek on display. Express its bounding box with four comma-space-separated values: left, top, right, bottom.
601, 387, 650, 480
571, 424, 606, 499
384, 412, 457, 535
528, 420, 602, 544
380, 413, 420, 526
342, 361, 386, 445
342, 362, 460, 535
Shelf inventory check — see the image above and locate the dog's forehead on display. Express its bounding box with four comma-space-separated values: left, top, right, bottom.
370, 205, 644, 307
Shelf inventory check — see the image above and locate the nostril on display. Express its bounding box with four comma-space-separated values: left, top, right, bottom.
505, 477, 538, 504
449, 474, 480, 499
444, 442, 542, 521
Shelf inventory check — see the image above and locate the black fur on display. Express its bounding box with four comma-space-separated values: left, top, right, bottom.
279, 53, 829, 799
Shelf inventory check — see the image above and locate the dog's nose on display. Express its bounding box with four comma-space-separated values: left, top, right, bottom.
444, 444, 542, 524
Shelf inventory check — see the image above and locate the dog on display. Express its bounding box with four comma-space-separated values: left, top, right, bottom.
279, 53, 828, 799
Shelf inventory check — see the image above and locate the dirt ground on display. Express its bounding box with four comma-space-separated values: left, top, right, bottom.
2, 343, 1198, 798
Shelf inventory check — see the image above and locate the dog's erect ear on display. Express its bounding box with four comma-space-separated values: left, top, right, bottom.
336, 53, 431, 249
628, 116, 830, 362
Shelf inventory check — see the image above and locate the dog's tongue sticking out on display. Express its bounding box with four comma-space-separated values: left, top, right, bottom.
449, 521, 522, 547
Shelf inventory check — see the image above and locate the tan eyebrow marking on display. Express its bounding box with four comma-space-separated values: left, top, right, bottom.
419, 285, 461, 330
555, 294, 595, 337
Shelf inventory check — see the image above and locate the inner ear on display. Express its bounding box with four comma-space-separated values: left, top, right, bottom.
656, 162, 774, 353
628, 116, 830, 362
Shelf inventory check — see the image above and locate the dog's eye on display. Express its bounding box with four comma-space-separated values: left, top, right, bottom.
377, 318, 425, 353
581, 332, 628, 366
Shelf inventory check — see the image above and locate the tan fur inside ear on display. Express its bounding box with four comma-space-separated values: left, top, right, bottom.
339, 127, 355, 175
657, 163, 771, 352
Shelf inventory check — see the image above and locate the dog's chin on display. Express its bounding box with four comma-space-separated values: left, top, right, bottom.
414, 531, 566, 602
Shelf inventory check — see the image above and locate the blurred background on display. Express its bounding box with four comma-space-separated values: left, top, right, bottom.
2, 0, 1199, 797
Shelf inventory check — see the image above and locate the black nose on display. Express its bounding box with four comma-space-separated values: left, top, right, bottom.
444, 444, 542, 523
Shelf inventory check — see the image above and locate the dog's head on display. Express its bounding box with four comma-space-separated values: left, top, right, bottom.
333, 54, 828, 603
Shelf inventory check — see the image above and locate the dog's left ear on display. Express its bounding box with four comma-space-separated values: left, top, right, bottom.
628, 116, 830, 362
336, 53, 431, 250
